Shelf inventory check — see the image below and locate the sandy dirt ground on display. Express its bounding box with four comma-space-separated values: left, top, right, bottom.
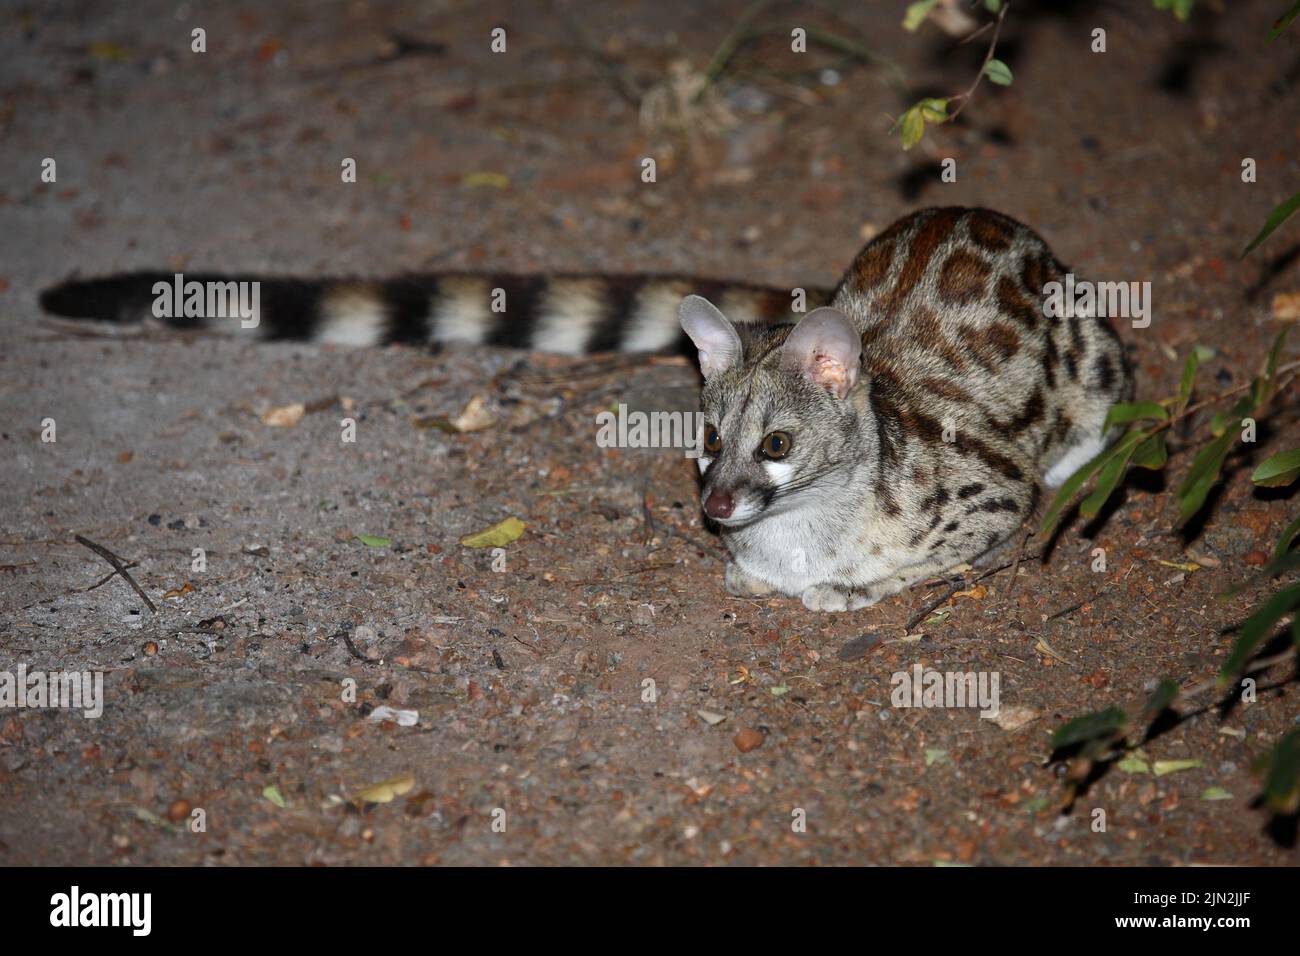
1, 0, 1299, 865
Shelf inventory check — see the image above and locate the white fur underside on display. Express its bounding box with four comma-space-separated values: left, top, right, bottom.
1043, 434, 1107, 487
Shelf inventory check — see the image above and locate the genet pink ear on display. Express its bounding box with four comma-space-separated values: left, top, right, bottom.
679, 295, 742, 380
780, 307, 861, 399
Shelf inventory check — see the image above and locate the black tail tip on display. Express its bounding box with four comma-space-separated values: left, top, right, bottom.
38, 273, 161, 321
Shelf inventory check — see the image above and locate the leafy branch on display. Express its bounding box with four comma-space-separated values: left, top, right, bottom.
893, 0, 1011, 150
1040, 330, 1296, 537
1042, 327, 1300, 827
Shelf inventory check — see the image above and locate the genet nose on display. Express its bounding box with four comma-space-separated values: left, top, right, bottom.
704, 492, 735, 519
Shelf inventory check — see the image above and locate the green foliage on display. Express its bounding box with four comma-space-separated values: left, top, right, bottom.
1103, 400, 1167, 428
1258, 729, 1300, 814
892, 2, 1007, 150
1041, 328, 1292, 537
1218, 581, 1300, 685
1047, 325, 1298, 828
1176, 431, 1233, 524
891, 99, 948, 150
902, 0, 938, 32
1274, 513, 1300, 560
1049, 687, 1183, 805
983, 58, 1013, 86
1051, 706, 1128, 750
1252, 448, 1300, 488
1153, 0, 1195, 20
1241, 191, 1300, 258
1270, 2, 1300, 41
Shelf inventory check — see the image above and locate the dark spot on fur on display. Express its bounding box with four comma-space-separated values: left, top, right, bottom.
1095, 353, 1115, 391
911, 307, 967, 372
851, 239, 895, 290
877, 483, 902, 517
884, 208, 960, 310
920, 377, 974, 403
956, 434, 1025, 483
967, 209, 1016, 251
899, 407, 947, 446
1019, 253, 1051, 296
957, 482, 985, 499
998, 386, 1045, 432
937, 250, 992, 304
997, 275, 1039, 330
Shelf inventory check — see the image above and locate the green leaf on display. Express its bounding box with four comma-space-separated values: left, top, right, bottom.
1117, 754, 1150, 774
355, 534, 392, 548
1273, 512, 1300, 560
262, 784, 286, 808
1176, 431, 1233, 525
1131, 432, 1168, 471
1040, 431, 1145, 535
903, 0, 939, 31
1262, 550, 1300, 581
1252, 448, 1300, 488
917, 97, 949, 122
1259, 728, 1300, 814
1241, 190, 1300, 259
1175, 348, 1209, 416
1201, 786, 1233, 801
1269, 1, 1300, 41
1153, 758, 1203, 777
1142, 678, 1180, 720
897, 106, 925, 150
1261, 326, 1291, 405
1104, 401, 1168, 429
925, 748, 949, 766
983, 58, 1013, 86
459, 516, 526, 548
1079, 441, 1136, 518
1218, 581, 1300, 683
1050, 706, 1128, 750
1153, 0, 1195, 21
984, 0, 1003, 11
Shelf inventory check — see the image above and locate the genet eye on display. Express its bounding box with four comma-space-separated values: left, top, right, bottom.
703, 425, 722, 454
761, 431, 792, 459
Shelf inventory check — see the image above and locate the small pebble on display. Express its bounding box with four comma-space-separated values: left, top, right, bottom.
733, 727, 764, 752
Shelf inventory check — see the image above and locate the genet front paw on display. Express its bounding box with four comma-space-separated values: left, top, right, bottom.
800, 583, 879, 612
725, 562, 775, 597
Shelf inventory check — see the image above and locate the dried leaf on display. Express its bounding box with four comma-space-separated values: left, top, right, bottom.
368, 706, 419, 726
991, 705, 1039, 731
1117, 755, 1151, 774
261, 402, 305, 427
351, 773, 416, 804
459, 517, 525, 548
161, 582, 195, 600
461, 171, 510, 189
450, 394, 497, 432
1152, 758, 1203, 777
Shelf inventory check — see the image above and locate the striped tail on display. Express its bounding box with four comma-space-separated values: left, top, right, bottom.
38, 272, 830, 355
